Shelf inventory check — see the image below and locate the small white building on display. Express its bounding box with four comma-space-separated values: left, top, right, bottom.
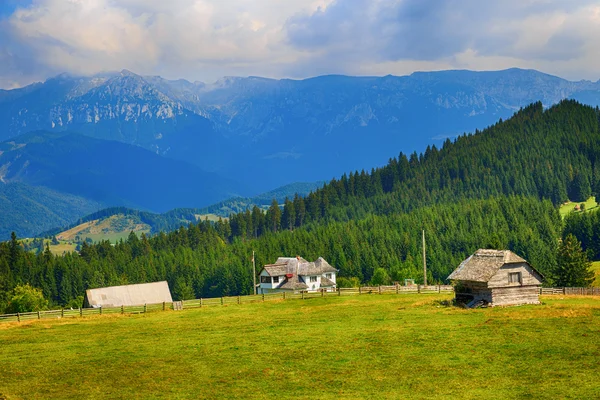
258, 256, 337, 294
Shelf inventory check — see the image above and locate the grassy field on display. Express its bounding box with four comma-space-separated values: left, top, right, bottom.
195, 213, 227, 222
559, 196, 598, 217
54, 214, 151, 247
1, 294, 600, 399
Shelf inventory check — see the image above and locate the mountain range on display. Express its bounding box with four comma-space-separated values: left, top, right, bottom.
1, 67, 600, 238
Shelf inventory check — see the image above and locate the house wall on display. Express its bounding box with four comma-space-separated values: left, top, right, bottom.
487, 263, 542, 288
303, 275, 321, 291
491, 286, 540, 306
258, 270, 284, 292
324, 272, 337, 284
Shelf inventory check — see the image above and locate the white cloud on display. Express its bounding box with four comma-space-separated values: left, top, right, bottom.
0, 0, 599, 88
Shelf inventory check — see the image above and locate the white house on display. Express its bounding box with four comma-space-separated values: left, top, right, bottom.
258, 256, 337, 294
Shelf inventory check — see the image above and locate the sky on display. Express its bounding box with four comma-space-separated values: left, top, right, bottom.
1, 0, 600, 89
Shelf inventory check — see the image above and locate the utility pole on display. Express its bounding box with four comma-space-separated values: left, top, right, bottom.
422, 230, 427, 286
252, 250, 257, 295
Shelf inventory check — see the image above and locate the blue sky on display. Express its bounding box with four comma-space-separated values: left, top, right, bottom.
0, 1, 31, 17
1, 0, 600, 89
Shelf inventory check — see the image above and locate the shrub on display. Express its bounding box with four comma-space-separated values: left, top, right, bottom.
6, 284, 48, 313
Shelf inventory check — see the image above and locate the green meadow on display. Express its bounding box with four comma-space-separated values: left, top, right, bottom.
559, 196, 598, 218
1, 294, 599, 399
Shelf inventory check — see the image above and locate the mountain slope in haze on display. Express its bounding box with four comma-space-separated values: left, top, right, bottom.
0, 183, 103, 240
0, 131, 246, 238
1, 68, 599, 191
37, 181, 326, 242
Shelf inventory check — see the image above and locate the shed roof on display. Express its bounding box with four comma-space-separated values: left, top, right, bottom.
447, 249, 530, 283
84, 281, 173, 308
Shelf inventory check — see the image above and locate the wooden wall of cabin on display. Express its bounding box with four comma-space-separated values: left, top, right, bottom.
487, 262, 543, 289
491, 286, 540, 306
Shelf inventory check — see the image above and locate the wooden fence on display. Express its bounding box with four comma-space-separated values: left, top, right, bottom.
0, 285, 596, 323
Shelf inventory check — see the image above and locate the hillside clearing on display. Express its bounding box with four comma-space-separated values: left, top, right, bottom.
56, 214, 151, 243
559, 196, 598, 217
1, 294, 599, 399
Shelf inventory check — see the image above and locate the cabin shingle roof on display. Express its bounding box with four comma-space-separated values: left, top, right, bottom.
447, 249, 528, 283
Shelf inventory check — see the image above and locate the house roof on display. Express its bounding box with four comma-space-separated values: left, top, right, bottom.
447, 249, 530, 283
84, 281, 173, 308
263, 265, 288, 276
278, 279, 309, 290
260, 256, 337, 277
320, 277, 336, 287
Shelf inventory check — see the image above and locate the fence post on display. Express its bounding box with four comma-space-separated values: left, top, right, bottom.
221, 297, 224, 306
121, 305, 124, 315
322, 289, 324, 297
162, 301, 166, 311
302, 291, 305, 300
80, 307, 83, 317
100, 306, 102, 315
338, 287, 341, 296
396, 285, 399, 294
378, 286, 382, 295
262, 293, 265, 301
17, 312, 20, 323
200, 298, 203, 307
438, 285, 441, 293
283, 292, 286, 300
61, 308, 64, 318
563, 287, 566, 295
38, 311, 41, 320
359, 287, 362, 295
418, 285, 421, 294
238, 295, 241, 304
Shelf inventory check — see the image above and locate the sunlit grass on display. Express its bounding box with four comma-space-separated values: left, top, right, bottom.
1, 294, 599, 399
559, 196, 598, 218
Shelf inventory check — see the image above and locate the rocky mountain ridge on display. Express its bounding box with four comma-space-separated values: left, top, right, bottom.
1, 68, 600, 190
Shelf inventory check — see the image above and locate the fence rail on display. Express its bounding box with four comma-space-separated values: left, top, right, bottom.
0, 285, 596, 323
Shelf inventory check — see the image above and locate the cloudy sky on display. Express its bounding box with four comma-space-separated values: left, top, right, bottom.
1, 0, 600, 89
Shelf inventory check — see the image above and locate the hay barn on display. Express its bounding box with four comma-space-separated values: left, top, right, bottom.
83, 281, 173, 308
447, 249, 543, 307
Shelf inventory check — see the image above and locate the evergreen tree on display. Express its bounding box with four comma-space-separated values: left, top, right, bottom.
554, 234, 594, 287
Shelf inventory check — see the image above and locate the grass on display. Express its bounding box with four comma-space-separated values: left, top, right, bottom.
1, 294, 600, 399
48, 241, 77, 255
195, 213, 227, 222
56, 214, 151, 244
559, 196, 598, 218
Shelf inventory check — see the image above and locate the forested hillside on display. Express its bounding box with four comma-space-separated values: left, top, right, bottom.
1, 100, 599, 311
0, 196, 560, 310
227, 100, 599, 238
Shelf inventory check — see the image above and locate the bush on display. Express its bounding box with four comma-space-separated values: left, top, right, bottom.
370, 268, 392, 286
337, 277, 361, 288
6, 284, 48, 313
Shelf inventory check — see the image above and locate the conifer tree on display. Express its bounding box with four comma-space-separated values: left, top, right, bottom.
554, 234, 594, 287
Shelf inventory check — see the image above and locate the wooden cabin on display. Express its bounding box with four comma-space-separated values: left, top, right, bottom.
447, 249, 543, 307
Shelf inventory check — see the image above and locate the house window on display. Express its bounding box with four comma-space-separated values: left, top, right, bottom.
508, 272, 522, 284
273, 276, 280, 284
325, 273, 332, 279
260, 276, 272, 284
309, 276, 317, 283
